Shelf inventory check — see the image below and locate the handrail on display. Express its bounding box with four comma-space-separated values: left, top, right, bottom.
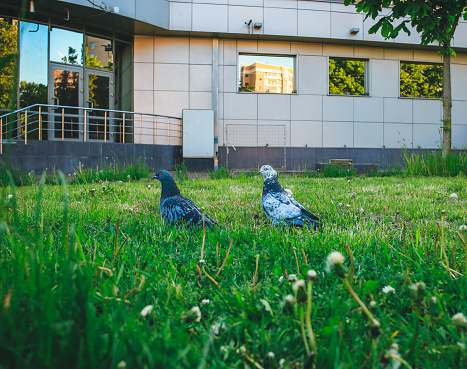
0, 104, 183, 154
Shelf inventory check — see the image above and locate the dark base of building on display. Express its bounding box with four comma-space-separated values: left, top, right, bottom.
183, 158, 214, 172
1, 141, 182, 174
218, 146, 434, 172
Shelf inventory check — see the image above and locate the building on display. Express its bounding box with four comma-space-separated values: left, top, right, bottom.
1, 0, 467, 172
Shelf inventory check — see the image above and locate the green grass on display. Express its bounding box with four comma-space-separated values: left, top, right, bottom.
1, 173, 466, 368
403, 149, 467, 177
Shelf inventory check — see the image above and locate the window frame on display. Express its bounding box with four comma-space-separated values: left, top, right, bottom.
328, 56, 369, 97
399, 60, 443, 99
237, 53, 297, 94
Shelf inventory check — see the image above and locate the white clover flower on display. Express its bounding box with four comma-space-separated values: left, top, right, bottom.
278, 276, 284, 283
127, 175, 131, 178
370, 300, 377, 308
338, 202, 343, 207
7, 194, 13, 200
292, 279, 305, 292
200, 299, 210, 305
267, 352, 275, 358
383, 343, 401, 369
450, 193, 458, 199
325, 251, 345, 273
285, 294, 295, 304
382, 286, 395, 294
452, 313, 467, 329
459, 225, 467, 232
191, 306, 201, 322
220, 346, 227, 353
140, 305, 153, 317
117, 361, 127, 369
279, 358, 286, 368
211, 322, 221, 335
199, 259, 206, 266
73, 172, 76, 176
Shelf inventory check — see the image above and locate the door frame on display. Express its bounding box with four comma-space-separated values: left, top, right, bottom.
84, 68, 115, 142
48, 62, 84, 141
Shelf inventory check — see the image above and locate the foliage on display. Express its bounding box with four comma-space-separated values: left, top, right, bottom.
0, 165, 35, 187
19, 81, 47, 108
403, 149, 467, 176
400, 62, 443, 99
329, 58, 366, 95
0, 19, 18, 111
1, 174, 466, 368
71, 159, 150, 184
208, 166, 232, 180
238, 82, 255, 92
174, 162, 189, 181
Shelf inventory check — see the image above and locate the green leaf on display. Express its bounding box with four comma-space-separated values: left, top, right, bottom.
259, 299, 274, 316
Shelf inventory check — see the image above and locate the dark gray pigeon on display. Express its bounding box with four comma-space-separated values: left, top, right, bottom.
153, 170, 218, 230
258, 165, 320, 229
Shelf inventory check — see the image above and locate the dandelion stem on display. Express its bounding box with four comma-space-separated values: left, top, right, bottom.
440, 214, 451, 274
253, 254, 260, 289
201, 213, 206, 260
344, 243, 354, 284
456, 231, 467, 277
114, 217, 120, 256
300, 248, 308, 265
293, 249, 300, 275
306, 281, 317, 356
216, 242, 219, 268
216, 239, 233, 277
343, 278, 378, 326
203, 267, 219, 286
299, 307, 311, 356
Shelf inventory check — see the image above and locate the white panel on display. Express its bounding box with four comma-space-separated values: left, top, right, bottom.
452, 101, 467, 125
190, 39, 213, 64
224, 92, 258, 120
290, 121, 323, 147
291, 43, 323, 56
218, 65, 224, 92
265, 0, 297, 9
223, 40, 237, 66
223, 66, 237, 93
452, 125, 467, 149
384, 123, 412, 148
298, 10, 331, 38
154, 37, 189, 63
154, 63, 189, 91
354, 46, 384, 59
297, 55, 327, 95
331, 2, 358, 13
371, 60, 399, 98
452, 64, 467, 100
323, 121, 354, 147
257, 120, 290, 147
331, 12, 363, 40
228, 6, 264, 34
190, 92, 212, 109
193, 0, 227, 4
298, 1, 330, 11
154, 91, 189, 117
413, 124, 441, 149
134, 37, 154, 63
225, 120, 258, 147
385, 48, 413, 61
257, 41, 291, 53
237, 40, 258, 52
192, 4, 228, 32
218, 118, 224, 145
453, 22, 467, 48
413, 99, 442, 124
354, 122, 383, 148
258, 94, 291, 120
230, 0, 264, 6
413, 50, 442, 63
323, 96, 354, 122
264, 7, 298, 36
134, 63, 153, 90
291, 95, 323, 121
134, 90, 154, 114
183, 110, 214, 158
323, 44, 354, 57
354, 97, 383, 123
170, 2, 192, 31
190, 64, 212, 92
393, 24, 421, 45
218, 92, 224, 119
384, 98, 412, 123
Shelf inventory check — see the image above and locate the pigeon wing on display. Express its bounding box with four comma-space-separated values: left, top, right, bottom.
262, 192, 304, 226
288, 195, 320, 224
161, 195, 218, 229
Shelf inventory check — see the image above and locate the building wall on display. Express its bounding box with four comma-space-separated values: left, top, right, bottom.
134, 36, 467, 152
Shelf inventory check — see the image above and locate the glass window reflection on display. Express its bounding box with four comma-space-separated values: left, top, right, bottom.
0, 18, 18, 111
50, 27, 83, 65
238, 54, 295, 93
85, 35, 113, 70
19, 21, 48, 108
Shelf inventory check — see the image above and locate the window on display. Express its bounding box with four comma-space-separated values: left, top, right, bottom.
238, 54, 295, 93
400, 62, 443, 99
329, 58, 367, 96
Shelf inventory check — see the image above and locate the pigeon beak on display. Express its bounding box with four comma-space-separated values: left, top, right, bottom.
152, 175, 158, 180
257, 171, 261, 175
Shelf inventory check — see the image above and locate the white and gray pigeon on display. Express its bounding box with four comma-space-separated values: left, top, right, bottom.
258, 165, 321, 229
153, 170, 218, 230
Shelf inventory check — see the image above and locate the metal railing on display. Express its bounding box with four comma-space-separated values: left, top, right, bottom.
0, 104, 182, 153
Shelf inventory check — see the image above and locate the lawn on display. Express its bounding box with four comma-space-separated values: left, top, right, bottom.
1, 174, 466, 368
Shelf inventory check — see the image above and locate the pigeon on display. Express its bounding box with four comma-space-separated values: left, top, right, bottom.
153, 170, 218, 230
258, 165, 321, 229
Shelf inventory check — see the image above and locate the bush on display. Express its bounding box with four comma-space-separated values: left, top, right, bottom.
71, 159, 150, 184
403, 149, 467, 176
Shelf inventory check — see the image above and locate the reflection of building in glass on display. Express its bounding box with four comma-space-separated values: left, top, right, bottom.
240, 62, 294, 93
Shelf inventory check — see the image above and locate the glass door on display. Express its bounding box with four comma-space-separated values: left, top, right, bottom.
85, 69, 114, 141
49, 64, 83, 140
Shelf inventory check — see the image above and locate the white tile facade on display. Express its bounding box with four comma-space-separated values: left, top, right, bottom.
132, 2, 467, 150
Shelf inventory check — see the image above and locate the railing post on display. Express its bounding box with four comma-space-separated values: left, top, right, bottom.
84, 109, 87, 142
104, 111, 107, 142
122, 113, 125, 143
62, 107, 64, 141
25, 110, 28, 145
179, 119, 182, 146
38, 106, 42, 140
154, 116, 157, 145
168, 118, 170, 145
139, 115, 142, 144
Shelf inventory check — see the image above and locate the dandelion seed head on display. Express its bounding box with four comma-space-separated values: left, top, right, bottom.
459, 224, 467, 232
450, 193, 458, 199
267, 352, 275, 358
191, 306, 202, 322
292, 279, 305, 292
306, 269, 318, 281
452, 313, 467, 328
325, 251, 345, 273
382, 285, 395, 294
201, 299, 210, 305
7, 194, 13, 200
287, 274, 298, 283
117, 361, 127, 369
140, 305, 153, 317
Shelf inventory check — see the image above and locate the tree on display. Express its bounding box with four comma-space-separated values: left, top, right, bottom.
0, 19, 18, 111
344, 0, 467, 155
329, 59, 366, 95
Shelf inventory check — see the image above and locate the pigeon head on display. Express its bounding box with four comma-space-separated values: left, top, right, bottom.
258, 165, 277, 181
152, 170, 173, 182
